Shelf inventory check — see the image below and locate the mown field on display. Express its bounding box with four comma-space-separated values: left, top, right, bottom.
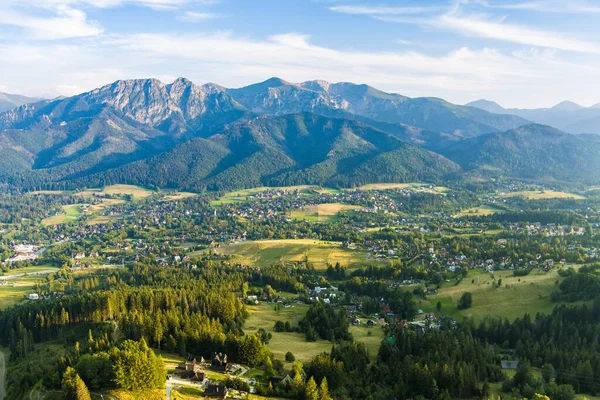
244, 302, 384, 367
210, 185, 317, 206
41, 204, 85, 225
289, 203, 359, 222
0, 265, 59, 309
418, 267, 583, 322
499, 190, 585, 200
202, 239, 373, 269
455, 205, 505, 217
348, 183, 450, 193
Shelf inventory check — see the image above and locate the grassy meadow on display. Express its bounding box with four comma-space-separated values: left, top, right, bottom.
499, 190, 585, 200
455, 205, 505, 217
289, 203, 359, 222
210, 185, 316, 206
244, 302, 384, 367
0, 265, 59, 309
203, 239, 372, 269
418, 267, 583, 322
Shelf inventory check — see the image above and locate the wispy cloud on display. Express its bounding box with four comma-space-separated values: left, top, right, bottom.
0, 4, 103, 39
179, 11, 221, 22
491, 1, 600, 14
329, 5, 441, 15
331, 2, 600, 54
435, 12, 600, 54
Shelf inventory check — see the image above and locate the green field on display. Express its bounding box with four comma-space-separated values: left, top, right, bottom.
0, 265, 59, 309
244, 302, 384, 367
90, 184, 155, 200
348, 183, 450, 193
289, 203, 359, 222
418, 267, 583, 322
202, 239, 372, 269
499, 190, 585, 200
41, 204, 85, 225
210, 185, 316, 206
455, 205, 504, 217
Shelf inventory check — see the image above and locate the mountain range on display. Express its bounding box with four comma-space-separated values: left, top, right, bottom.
466, 99, 600, 135
0, 92, 40, 113
1, 77, 599, 191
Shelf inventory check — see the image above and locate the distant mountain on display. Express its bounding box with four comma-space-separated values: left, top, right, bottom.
0, 92, 41, 113
466, 99, 600, 134
0, 78, 250, 182
8, 76, 600, 191
227, 78, 529, 137
84, 113, 461, 191
465, 99, 506, 114
439, 124, 600, 183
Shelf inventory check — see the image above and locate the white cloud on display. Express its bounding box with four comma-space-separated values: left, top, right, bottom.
0, 4, 103, 40
3, 30, 598, 107
329, 5, 440, 15
435, 12, 600, 54
492, 1, 600, 13
14, 0, 219, 10
179, 11, 221, 21
333, 2, 600, 54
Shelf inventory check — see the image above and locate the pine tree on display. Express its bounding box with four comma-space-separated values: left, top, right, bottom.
62, 366, 91, 400
305, 377, 319, 400
319, 377, 332, 400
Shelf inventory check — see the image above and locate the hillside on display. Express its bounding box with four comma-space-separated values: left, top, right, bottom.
0, 91, 40, 113
467, 99, 600, 134
439, 124, 600, 182
0, 78, 251, 184
228, 78, 529, 137
85, 113, 461, 191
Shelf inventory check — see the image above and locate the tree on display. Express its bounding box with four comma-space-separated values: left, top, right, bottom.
541, 363, 555, 383
457, 292, 473, 309
76, 352, 113, 390
62, 366, 91, 400
319, 376, 332, 400
436, 301, 442, 311
285, 351, 295, 362
264, 356, 275, 379
112, 338, 165, 391
305, 376, 319, 400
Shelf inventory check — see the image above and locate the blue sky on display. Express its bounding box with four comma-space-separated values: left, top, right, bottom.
1, 0, 600, 108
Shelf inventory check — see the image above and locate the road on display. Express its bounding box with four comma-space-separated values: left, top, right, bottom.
0, 269, 57, 280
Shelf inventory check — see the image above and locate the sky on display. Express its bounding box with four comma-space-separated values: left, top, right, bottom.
1, 0, 600, 108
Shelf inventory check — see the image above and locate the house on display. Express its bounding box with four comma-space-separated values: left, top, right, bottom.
269, 374, 293, 388
204, 383, 228, 398
210, 352, 231, 373
176, 358, 204, 380
27, 293, 39, 300
501, 360, 519, 370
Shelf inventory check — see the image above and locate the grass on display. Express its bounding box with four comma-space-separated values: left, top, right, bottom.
348, 183, 450, 193
200, 239, 371, 269
289, 203, 359, 222
210, 185, 315, 206
245, 302, 385, 367
171, 387, 203, 400
499, 190, 585, 200
163, 192, 198, 201
99, 184, 154, 199
0, 264, 59, 309
107, 389, 164, 400
349, 325, 385, 361
41, 204, 85, 225
418, 266, 583, 322
455, 205, 504, 217
155, 350, 185, 373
